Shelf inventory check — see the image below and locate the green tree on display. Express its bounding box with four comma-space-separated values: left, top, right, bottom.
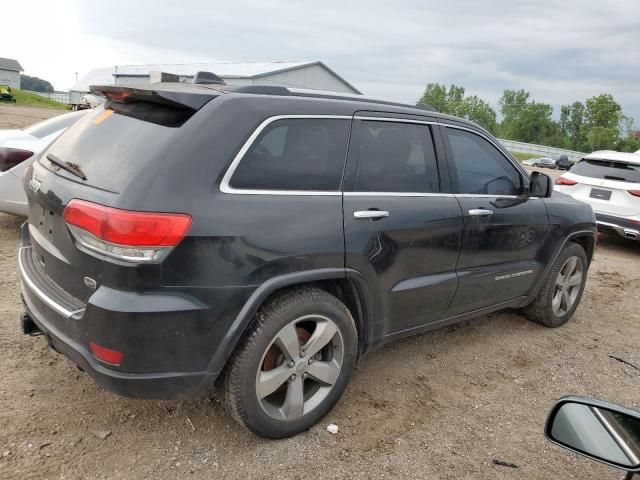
498, 89, 559, 145
20, 74, 54, 93
418, 83, 497, 133
583, 94, 623, 151
560, 101, 587, 151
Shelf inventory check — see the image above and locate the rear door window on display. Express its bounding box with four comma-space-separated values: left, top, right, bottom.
352, 120, 439, 193
446, 128, 523, 195
229, 118, 350, 191
571, 159, 640, 183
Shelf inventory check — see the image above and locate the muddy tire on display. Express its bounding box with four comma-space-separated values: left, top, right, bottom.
522, 242, 588, 328
220, 287, 357, 438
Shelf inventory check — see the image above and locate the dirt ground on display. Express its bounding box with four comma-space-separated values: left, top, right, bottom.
0, 106, 64, 130
1, 109, 639, 480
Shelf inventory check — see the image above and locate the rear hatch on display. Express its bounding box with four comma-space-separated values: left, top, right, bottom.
24, 84, 218, 307
564, 158, 640, 216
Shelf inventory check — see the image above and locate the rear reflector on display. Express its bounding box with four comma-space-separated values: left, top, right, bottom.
628, 190, 640, 197
0, 147, 33, 172
63, 199, 191, 262
89, 342, 123, 366
555, 176, 578, 186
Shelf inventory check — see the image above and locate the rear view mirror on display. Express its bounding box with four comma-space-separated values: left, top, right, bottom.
546, 396, 640, 472
529, 171, 553, 197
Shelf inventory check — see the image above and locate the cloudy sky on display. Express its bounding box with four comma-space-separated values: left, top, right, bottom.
5, 0, 640, 122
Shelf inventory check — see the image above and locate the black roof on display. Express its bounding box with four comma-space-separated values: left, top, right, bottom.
0, 57, 23, 72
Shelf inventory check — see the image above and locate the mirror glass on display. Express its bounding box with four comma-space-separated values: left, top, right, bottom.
529, 171, 552, 197
550, 401, 640, 468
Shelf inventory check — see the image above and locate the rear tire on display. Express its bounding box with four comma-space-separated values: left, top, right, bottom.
522, 242, 588, 327
221, 287, 357, 438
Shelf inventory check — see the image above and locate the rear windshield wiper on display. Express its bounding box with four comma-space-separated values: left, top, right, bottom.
46, 154, 87, 181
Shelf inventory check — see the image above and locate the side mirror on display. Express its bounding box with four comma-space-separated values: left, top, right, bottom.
546, 396, 640, 473
529, 171, 553, 198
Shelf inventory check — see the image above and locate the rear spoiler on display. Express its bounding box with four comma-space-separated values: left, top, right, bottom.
90, 84, 219, 111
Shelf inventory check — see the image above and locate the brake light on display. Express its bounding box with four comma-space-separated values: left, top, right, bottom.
103, 91, 131, 102
63, 199, 191, 262
89, 342, 123, 366
628, 190, 640, 197
0, 147, 33, 172
555, 176, 577, 186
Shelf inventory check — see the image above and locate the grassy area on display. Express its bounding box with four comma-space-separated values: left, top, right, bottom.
509, 151, 538, 162
3, 89, 70, 110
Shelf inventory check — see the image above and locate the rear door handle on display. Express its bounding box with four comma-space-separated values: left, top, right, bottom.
468, 209, 493, 217
354, 210, 390, 220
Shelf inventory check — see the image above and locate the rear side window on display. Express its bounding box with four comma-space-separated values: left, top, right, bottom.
229, 118, 350, 191
446, 128, 523, 195
571, 159, 640, 183
41, 107, 178, 193
353, 121, 439, 193
24, 110, 89, 139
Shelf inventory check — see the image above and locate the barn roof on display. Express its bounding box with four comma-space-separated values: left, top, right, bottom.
0, 57, 23, 72
70, 61, 360, 94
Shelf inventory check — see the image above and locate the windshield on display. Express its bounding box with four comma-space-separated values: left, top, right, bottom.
571, 158, 640, 183
24, 110, 90, 139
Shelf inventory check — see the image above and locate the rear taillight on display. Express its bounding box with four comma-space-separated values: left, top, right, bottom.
628, 190, 640, 197
0, 147, 33, 172
63, 199, 192, 262
555, 176, 578, 186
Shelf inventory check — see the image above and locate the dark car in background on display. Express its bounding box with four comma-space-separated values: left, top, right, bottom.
554, 154, 573, 170
19, 82, 596, 438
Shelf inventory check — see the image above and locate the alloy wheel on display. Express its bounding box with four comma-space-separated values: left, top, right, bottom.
255, 314, 344, 421
552, 256, 583, 317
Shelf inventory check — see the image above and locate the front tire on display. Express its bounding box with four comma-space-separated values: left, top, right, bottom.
221, 288, 357, 438
522, 242, 588, 327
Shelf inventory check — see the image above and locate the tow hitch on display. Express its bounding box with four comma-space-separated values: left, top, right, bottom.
20, 312, 42, 336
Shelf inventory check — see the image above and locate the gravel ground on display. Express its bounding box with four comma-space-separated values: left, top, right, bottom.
1, 110, 638, 479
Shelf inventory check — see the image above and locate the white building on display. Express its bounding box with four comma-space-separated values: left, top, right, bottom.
0, 57, 23, 89
69, 61, 360, 105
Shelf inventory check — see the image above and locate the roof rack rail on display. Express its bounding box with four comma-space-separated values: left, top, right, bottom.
224, 85, 437, 112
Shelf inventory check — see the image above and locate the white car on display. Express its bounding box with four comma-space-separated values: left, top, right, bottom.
523, 157, 557, 168
0, 110, 89, 216
555, 150, 640, 241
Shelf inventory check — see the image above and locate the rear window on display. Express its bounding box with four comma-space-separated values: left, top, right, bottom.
229, 118, 350, 191
571, 159, 640, 183
40, 106, 180, 193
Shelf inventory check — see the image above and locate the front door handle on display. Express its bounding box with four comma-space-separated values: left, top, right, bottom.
468, 208, 493, 217
354, 210, 390, 220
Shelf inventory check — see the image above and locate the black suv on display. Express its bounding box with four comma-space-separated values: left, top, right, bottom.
19, 82, 596, 438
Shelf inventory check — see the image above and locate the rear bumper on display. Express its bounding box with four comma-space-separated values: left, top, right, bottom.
595, 213, 640, 241
21, 303, 215, 399
18, 224, 219, 399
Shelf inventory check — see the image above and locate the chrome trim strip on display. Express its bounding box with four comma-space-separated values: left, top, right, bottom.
344, 191, 455, 197
18, 246, 85, 319
220, 115, 351, 196
354, 116, 437, 126
454, 194, 524, 199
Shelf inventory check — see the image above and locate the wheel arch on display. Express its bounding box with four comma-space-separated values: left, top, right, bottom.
525, 229, 596, 306
207, 268, 375, 376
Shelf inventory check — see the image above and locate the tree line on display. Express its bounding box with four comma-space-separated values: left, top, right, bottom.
418, 83, 640, 153
19, 74, 55, 93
